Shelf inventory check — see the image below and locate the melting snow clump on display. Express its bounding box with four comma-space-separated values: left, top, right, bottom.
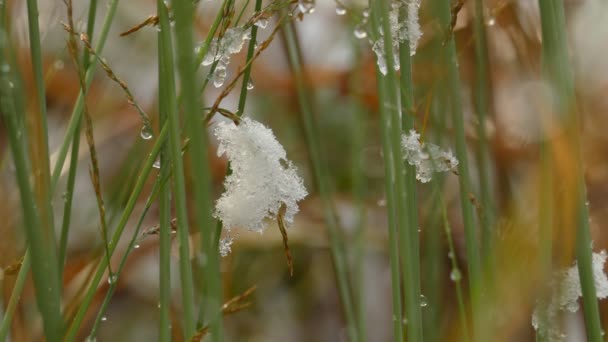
371, 0, 423, 75
214, 118, 308, 240
201, 27, 251, 88
401, 130, 459, 183
532, 250, 608, 341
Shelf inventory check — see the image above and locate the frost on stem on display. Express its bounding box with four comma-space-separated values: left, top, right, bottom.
532, 250, 608, 341
201, 27, 252, 88
371, 0, 423, 75
401, 130, 458, 183
214, 118, 308, 238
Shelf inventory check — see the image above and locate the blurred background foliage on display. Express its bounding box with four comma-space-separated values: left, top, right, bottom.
1, 0, 608, 341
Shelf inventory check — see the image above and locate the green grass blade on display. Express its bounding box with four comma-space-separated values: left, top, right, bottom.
281, 17, 358, 342
172, 0, 222, 338
538, 1, 603, 340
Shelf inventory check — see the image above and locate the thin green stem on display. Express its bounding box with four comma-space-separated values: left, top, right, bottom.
26, 0, 57, 249
281, 17, 358, 342
174, 1, 223, 339
158, 2, 198, 338
436, 0, 482, 339
87, 172, 169, 338
0, 65, 63, 341
472, 0, 495, 261
396, 3, 424, 341
439, 196, 469, 342
157, 1, 173, 340
64, 124, 168, 341
350, 35, 367, 342
538, 1, 602, 340
236, 0, 263, 116
50, 0, 121, 191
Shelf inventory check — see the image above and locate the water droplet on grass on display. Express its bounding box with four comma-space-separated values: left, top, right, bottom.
419, 294, 428, 307
335, 4, 346, 15
247, 79, 254, 90
140, 125, 153, 140
354, 25, 367, 39
254, 18, 268, 29
107, 274, 118, 285
153, 158, 161, 169
450, 269, 462, 282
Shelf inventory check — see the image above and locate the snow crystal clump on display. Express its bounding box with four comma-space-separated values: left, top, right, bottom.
201, 27, 251, 88
371, 0, 423, 75
532, 250, 608, 341
401, 130, 459, 183
219, 236, 234, 257
214, 118, 308, 234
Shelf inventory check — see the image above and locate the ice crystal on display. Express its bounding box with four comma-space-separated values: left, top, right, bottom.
532, 250, 608, 341
219, 236, 234, 257
371, 0, 423, 75
200, 27, 251, 88
214, 118, 308, 233
401, 130, 458, 183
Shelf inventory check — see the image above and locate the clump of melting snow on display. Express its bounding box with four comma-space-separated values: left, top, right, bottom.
214, 118, 308, 239
532, 250, 608, 341
401, 130, 458, 183
371, 0, 423, 75
219, 236, 234, 257
201, 27, 251, 88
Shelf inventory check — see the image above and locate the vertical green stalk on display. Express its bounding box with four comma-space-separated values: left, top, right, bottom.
350, 38, 367, 342
64, 125, 168, 341
436, 0, 482, 339
397, 4, 424, 342
370, 1, 423, 340
236, 0, 263, 116
172, 1, 222, 340
59, 0, 99, 280
158, 2, 197, 338
375, 67, 405, 342
0, 67, 63, 340
281, 18, 358, 342
157, 2, 173, 340
439, 195, 469, 341
471, 0, 495, 258
26, 0, 57, 245
50, 0, 121, 191
538, 1, 602, 340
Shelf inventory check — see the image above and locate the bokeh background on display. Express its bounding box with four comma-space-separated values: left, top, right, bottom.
2, 0, 608, 341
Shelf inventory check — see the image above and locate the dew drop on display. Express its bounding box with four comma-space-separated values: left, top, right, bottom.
354, 25, 367, 39
107, 274, 118, 285
254, 18, 269, 29
362, 8, 370, 18
486, 17, 496, 26
140, 125, 153, 140
419, 294, 428, 307
134, 244, 140, 249
153, 158, 161, 169
450, 269, 462, 282
297, 1, 315, 14
335, 4, 346, 16
101, 316, 107, 322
